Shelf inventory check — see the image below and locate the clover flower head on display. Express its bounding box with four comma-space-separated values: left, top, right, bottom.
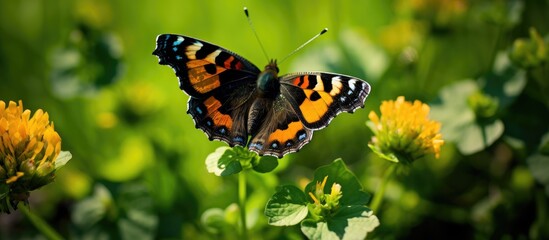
0, 100, 69, 213
368, 96, 444, 163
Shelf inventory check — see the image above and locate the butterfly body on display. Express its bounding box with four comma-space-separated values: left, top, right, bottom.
256, 61, 280, 98
153, 34, 370, 158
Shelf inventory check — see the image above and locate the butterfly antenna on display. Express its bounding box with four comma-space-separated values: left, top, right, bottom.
279, 28, 328, 64
244, 7, 270, 62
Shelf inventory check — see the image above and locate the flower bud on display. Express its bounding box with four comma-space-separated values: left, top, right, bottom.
510, 28, 547, 68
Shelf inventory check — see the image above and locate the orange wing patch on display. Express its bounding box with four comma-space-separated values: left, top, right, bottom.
187, 65, 227, 93
298, 89, 334, 123
186, 59, 211, 69
267, 121, 304, 144
306, 90, 333, 105
299, 98, 323, 123
203, 96, 233, 129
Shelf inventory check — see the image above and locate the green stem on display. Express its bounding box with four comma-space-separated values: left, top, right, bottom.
18, 203, 64, 240
370, 163, 397, 212
238, 171, 248, 240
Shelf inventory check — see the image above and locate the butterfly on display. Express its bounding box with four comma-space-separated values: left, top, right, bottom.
153, 34, 370, 158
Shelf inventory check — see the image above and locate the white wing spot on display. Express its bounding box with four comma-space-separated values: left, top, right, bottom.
173, 36, 184, 46
349, 79, 357, 91
330, 77, 343, 96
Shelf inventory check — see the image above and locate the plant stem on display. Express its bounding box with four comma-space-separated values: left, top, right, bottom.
238, 171, 248, 240
370, 163, 397, 212
18, 203, 64, 240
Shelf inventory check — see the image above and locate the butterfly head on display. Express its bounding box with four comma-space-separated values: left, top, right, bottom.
257, 60, 280, 98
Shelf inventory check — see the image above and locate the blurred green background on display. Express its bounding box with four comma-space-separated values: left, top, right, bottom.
1, 0, 548, 239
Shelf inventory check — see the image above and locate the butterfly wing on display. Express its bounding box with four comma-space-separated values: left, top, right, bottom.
153, 34, 371, 156
187, 89, 255, 146
247, 97, 314, 158
279, 72, 370, 129
153, 34, 260, 146
246, 72, 370, 157
153, 34, 260, 97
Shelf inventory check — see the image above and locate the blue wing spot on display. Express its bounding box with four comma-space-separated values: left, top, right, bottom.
162, 35, 170, 48
233, 136, 245, 145
298, 132, 307, 141
206, 120, 213, 126
195, 106, 203, 115
271, 142, 279, 149
176, 55, 183, 60
347, 90, 353, 95
340, 96, 347, 102
219, 127, 227, 134
173, 37, 184, 46
250, 142, 263, 150
172, 47, 178, 52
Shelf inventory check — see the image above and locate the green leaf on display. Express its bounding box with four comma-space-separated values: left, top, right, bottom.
297, 159, 379, 238
252, 155, 279, 173
117, 184, 158, 240
118, 209, 158, 240
200, 205, 241, 238
301, 207, 379, 240
431, 55, 524, 155
54, 151, 72, 169
305, 159, 371, 206
71, 183, 158, 239
144, 161, 178, 210
431, 80, 505, 155
482, 52, 526, 110
205, 147, 243, 176
265, 185, 309, 226
72, 184, 114, 229
201, 208, 228, 234
50, 23, 123, 98
539, 132, 549, 155
457, 119, 504, 155
527, 154, 549, 196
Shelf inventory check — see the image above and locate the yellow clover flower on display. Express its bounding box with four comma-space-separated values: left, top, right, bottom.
367, 96, 444, 163
0, 100, 70, 213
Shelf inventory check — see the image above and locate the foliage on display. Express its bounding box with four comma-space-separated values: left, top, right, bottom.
1, 0, 549, 239
265, 159, 378, 239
